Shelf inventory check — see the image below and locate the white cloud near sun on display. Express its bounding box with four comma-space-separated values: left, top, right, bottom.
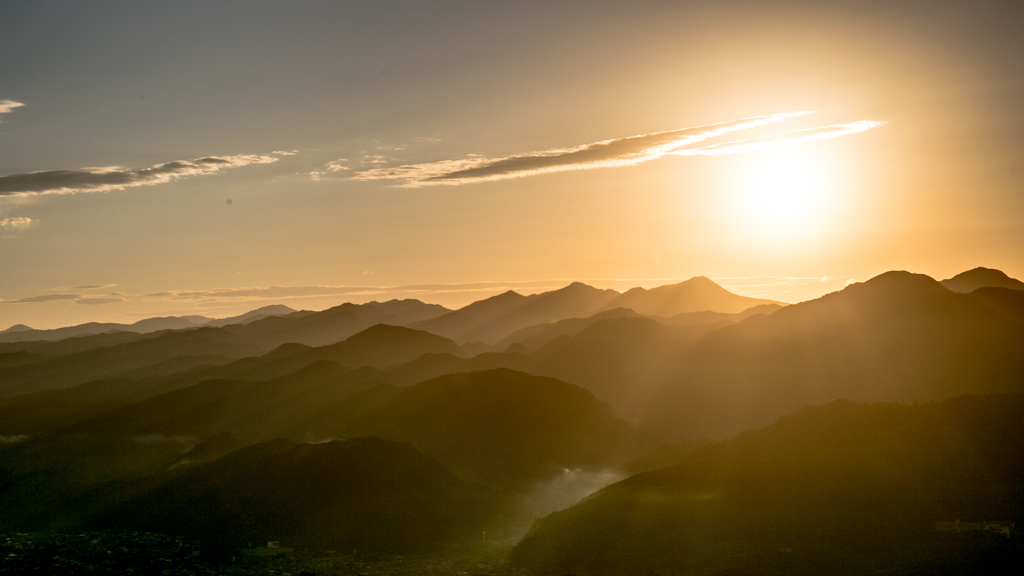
317, 112, 884, 187
672, 121, 885, 156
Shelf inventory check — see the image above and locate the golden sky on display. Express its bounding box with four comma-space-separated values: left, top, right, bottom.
1, 1, 1022, 328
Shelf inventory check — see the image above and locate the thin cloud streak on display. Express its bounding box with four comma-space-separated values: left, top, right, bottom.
333, 112, 814, 187
329, 112, 884, 187
143, 280, 574, 303
1, 294, 82, 304
0, 153, 289, 196
671, 121, 886, 156
75, 297, 125, 305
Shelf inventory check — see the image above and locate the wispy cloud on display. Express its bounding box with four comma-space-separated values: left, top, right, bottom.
75, 297, 125, 305
0, 217, 34, 233
128, 280, 582, 309
0, 100, 24, 121
327, 112, 812, 187
310, 159, 351, 181
321, 112, 884, 187
1, 293, 82, 304
671, 121, 885, 156
0, 291, 130, 306
0, 152, 291, 197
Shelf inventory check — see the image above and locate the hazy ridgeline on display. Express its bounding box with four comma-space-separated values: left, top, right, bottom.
1, 268, 1023, 573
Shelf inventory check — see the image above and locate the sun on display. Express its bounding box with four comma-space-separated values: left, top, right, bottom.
732, 147, 835, 242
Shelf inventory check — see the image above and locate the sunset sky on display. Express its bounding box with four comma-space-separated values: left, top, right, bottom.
2, 0, 1023, 329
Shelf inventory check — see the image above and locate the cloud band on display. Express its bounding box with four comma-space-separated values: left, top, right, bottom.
0, 153, 285, 196
670, 120, 886, 156
326, 112, 884, 187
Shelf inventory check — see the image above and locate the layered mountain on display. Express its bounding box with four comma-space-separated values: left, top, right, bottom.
201, 304, 298, 327
527, 317, 710, 414
0, 330, 148, 356
405, 290, 530, 341
0, 364, 636, 498
0, 305, 298, 344
0, 299, 450, 354
0, 325, 470, 436
89, 437, 499, 553
511, 393, 1024, 576
0, 327, 264, 398
292, 369, 639, 489
599, 276, 783, 316
644, 271, 1024, 438
219, 299, 450, 348
62, 363, 385, 442
494, 304, 781, 353
410, 283, 619, 344
0, 313, 457, 398
940, 266, 1024, 293
969, 286, 1024, 326
409, 278, 779, 345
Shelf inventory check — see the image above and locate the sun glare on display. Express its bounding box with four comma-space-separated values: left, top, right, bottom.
732, 148, 835, 242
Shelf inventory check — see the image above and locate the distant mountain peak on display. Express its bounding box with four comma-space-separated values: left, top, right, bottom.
853, 270, 947, 294
246, 304, 297, 314
561, 281, 599, 291
202, 304, 298, 327
2, 324, 33, 333
687, 275, 716, 284
940, 267, 1024, 293
342, 323, 457, 349
599, 276, 780, 316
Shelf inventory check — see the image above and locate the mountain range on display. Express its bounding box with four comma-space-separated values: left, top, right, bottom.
1, 266, 1022, 571
0, 305, 299, 343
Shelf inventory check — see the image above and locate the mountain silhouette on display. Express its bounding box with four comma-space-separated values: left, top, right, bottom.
493, 304, 781, 354
0, 327, 263, 398
64, 362, 385, 442
643, 270, 1024, 438
511, 393, 1024, 576
969, 286, 1024, 326
600, 276, 782, 316
526, 317, 710, 414
328, 369, 639, 489
410, 283, 619, 344
0, 325, 466, 437
200, 304, 297, 327
383, 350, 528, 386
492, 308, 649, 352
410, 279, 779, 345
407, 290, 530, 340
0, 331, 147, 356
219, 299, 450, 348
0, 305, 298, 344
940, 266, 1024, 293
